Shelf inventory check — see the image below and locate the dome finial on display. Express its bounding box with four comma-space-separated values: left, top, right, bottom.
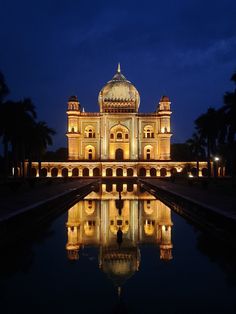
117, 62, 121, 73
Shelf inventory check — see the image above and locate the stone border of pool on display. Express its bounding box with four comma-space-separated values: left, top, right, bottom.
0, 179, 99, 247
139, 178, 236, 247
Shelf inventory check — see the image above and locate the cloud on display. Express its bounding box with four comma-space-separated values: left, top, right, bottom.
175, 37, 236, 68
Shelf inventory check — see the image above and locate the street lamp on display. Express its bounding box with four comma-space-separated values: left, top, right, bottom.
214, 156, 220, 177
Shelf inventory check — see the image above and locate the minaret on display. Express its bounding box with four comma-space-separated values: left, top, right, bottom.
66, 95, 80, 160
157, 96, 172, 160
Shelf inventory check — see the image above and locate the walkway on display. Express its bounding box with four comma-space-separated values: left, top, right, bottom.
0, 179, 98, 222
140, 178, 236, 222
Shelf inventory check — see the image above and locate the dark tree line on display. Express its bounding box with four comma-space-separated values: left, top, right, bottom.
0, 71, 56, 179
186, 72, 236, 177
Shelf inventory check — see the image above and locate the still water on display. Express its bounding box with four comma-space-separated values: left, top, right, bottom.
1, 183, 236, 314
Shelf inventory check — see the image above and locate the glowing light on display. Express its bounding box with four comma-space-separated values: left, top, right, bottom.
188, 174, 194, 178
214, 156, 220, 162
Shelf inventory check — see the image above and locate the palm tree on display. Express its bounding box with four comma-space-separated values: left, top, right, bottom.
221, 72, 236, 175
10, 99, 37, 177
0, 99, 37, 177
27, 121, 56, 177
194, 107, 220, 176
186, 132, 205, 176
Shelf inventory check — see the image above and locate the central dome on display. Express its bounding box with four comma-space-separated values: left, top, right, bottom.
98, 64, 140, 113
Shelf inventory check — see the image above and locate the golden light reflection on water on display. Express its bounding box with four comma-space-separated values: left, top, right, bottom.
66, 183, 173, 286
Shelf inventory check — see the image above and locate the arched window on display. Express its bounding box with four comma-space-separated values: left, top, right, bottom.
144, 145, 154, 160
109, 124, 129, 143
115, 149, 124, 161
144, 125, 154, 138
88, 149, 92, 160
85, 146, 95, 160
117, 132, 122, 139
85, 126, 95, 138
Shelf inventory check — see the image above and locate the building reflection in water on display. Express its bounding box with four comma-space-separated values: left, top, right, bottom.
66, 182, 173, 287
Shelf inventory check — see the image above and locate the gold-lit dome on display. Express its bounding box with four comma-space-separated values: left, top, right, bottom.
98, 63, 140, 113
100, 247, 140, 286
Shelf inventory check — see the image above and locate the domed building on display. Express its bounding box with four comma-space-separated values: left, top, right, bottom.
65, 64, 174, 177
31, 64, 208, 177
98, 63, 140, 113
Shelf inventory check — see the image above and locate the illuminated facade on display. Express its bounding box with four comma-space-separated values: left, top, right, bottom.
66, 184, 173, 285
67, 64, 172, 163
31, 64, 208, 177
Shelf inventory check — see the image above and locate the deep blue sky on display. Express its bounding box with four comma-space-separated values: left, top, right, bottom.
0, 0, 236, 149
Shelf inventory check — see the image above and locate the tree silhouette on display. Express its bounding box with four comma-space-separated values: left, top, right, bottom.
0, 71, 56, 178
222, 72, 236, 175
186, 133, 205, 176
27, 121, 56, 176
194, 108, 220, 176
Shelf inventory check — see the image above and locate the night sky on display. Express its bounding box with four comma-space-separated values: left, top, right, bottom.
1, 0, 236, 149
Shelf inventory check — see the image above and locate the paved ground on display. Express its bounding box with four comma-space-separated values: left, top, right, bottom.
0, 179, 97, 221
141, 178, 236, 221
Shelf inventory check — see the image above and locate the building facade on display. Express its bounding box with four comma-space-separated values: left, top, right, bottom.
67, 64, 172, 162
31, 64, 208, 177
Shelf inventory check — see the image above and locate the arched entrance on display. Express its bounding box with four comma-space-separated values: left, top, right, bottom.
127, 168, 134, 177
40, 168, 47, 177
51, 168, 58, 177
93, 167, 100, 176
83, 168, 89, 176
62, 168, 68, 177
106, 168, 113, 177
116, 168, 123, 177
72, 168, 79, 176
150, 168, 156, 176
160, 168, 167, 177
139, 168, 146, 177
115, 149, 124, 161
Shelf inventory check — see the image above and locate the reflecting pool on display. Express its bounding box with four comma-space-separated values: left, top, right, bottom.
1, 182, 236, 314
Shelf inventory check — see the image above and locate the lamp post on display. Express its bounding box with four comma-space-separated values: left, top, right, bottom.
214, 156, 220, 178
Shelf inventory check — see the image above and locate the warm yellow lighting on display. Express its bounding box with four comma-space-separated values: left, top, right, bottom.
188, 174, 194, 178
